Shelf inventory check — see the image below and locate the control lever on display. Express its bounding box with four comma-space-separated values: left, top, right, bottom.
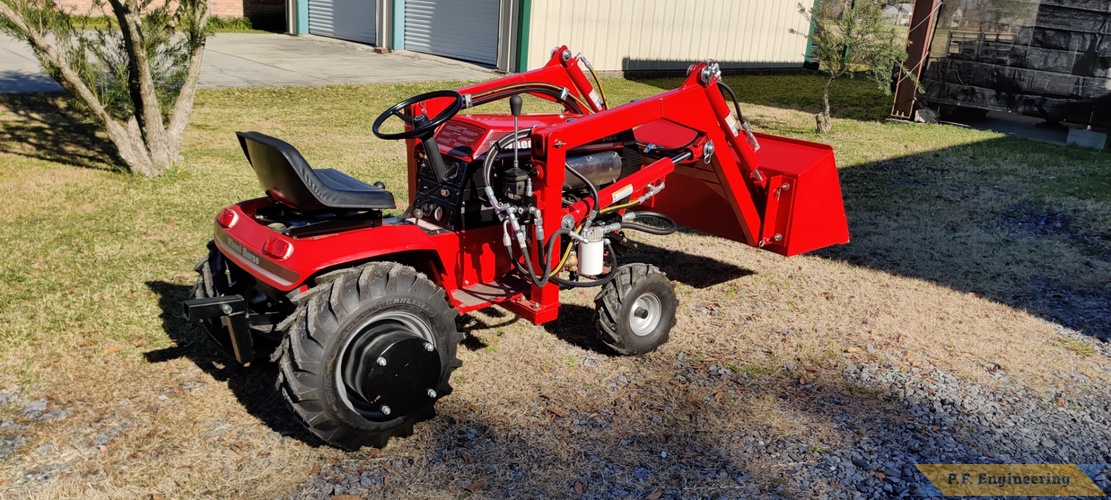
510, 94, 523, 170
503, 95, 529, 202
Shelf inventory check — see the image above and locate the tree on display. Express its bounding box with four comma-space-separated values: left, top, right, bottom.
796, 0, 912, 133
0, 0, 210, 177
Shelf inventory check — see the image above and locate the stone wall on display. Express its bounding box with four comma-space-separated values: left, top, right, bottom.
924, 0, 1111, 127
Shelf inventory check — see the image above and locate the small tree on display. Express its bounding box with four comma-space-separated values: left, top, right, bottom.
0, 0, 210, 176
796, 0, 911, 133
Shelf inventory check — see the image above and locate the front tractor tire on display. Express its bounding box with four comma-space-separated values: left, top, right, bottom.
594, 263, 677, 355
276, 262, 463, 450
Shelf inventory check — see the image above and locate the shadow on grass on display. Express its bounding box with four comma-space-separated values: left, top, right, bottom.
0, 93, 124, 172
541, 303, 612, 355
632, 238, 756, 289
294, 311, 1103, 497
539, 243, 755, 355
816, 136, 1111, 340
143, 280, 325, 447
458, 307, 521, 351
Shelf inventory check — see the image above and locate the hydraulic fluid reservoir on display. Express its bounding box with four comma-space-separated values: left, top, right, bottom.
564, 151, 622, 189
577, 227, 606, 276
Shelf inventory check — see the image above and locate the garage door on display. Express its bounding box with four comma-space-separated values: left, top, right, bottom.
404, 0, 499, 66
308, 0, 377, 45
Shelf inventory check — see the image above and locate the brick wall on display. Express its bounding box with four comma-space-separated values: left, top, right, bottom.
51, 0, 285, 23
209, 0, 244, 17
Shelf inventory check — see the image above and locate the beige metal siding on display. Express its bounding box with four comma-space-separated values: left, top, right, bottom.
527, 0, 811, 72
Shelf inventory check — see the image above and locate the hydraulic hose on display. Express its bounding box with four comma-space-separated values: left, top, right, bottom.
717, 81, 760, 150
470, 84, 590, 115
717, 81, 747, 125
621, 211, 677, 236
508, 226, 576, 289
483, 128, 534, 197
565, 164, 600, 228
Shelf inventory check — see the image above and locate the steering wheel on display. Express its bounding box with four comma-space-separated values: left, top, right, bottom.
372, 90, 465, 140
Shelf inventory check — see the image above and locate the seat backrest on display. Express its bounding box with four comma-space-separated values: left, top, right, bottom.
237, 131, 326, 211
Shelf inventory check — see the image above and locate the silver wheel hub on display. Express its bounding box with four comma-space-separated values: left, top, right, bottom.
629, 293, 662, 337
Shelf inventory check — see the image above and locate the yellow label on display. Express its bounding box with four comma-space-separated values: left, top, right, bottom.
915, 464, 1105, 497
588, 89, 603, 109
612, 184, 634, 203
725, 113, 740, 137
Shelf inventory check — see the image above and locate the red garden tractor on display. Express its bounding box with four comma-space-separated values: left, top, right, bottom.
184, 46, 849, 449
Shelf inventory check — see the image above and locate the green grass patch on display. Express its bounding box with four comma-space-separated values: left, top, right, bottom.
1053, 338, 1097, 357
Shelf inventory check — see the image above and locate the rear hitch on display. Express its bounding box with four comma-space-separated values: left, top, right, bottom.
183, 295, 256, 366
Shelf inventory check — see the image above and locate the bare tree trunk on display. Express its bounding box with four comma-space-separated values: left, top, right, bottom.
166, 11, 209, 157
815, 77, 834, 133
108, 0, 172, 171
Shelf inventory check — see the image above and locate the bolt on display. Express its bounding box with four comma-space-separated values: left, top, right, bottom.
380, 405, 391, 416
423, 342, 435, 352
427, 389, 437, 398
376, 357, 387, 367
221, 304, 233, 315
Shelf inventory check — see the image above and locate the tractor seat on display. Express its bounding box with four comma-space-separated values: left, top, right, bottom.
236, 131, 396, 212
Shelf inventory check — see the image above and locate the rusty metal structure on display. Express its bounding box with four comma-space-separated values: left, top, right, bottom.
892, 0, 942, 119
921, 0, 1111, 127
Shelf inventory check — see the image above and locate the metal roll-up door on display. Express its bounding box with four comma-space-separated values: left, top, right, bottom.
404, 0, 499, 66
308, 0, 377, 44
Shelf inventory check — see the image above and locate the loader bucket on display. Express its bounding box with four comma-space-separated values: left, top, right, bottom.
752, 133, 849, 256
644, 125, 848, 257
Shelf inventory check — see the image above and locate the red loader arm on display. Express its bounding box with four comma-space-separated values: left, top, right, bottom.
536, 60, 849, 256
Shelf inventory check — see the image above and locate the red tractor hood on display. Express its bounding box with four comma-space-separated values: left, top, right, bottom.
435, 113, 577, 162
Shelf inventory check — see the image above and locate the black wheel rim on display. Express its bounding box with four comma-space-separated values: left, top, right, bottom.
335, 310, 442, 421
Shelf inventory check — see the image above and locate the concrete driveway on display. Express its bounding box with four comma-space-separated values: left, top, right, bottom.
0, 32, 497, 93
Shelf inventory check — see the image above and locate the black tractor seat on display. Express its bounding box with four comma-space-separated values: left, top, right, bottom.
237, 131, 396, 212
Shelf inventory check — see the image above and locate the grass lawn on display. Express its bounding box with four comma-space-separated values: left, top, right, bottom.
0, 74, 1108, 497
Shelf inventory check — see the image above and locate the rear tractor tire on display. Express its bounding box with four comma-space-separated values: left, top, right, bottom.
594, 263, 677, 355
276, 262, 463, 449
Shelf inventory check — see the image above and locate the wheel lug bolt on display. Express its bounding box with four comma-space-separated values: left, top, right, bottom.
423, 342, 434, 352
427, 389, 437, 398
376, 357, 387, 367
380, 405, 391, 416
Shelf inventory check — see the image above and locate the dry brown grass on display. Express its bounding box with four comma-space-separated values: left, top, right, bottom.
0, 76, 1108, 497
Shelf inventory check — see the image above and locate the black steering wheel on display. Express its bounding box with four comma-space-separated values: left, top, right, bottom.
372, 90, 465, 140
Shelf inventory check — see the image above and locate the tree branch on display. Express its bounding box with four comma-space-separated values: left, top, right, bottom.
166, 8, 207, 146
106, 0, 169, 162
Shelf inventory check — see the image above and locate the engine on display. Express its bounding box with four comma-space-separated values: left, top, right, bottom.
410, 114, 641, 231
